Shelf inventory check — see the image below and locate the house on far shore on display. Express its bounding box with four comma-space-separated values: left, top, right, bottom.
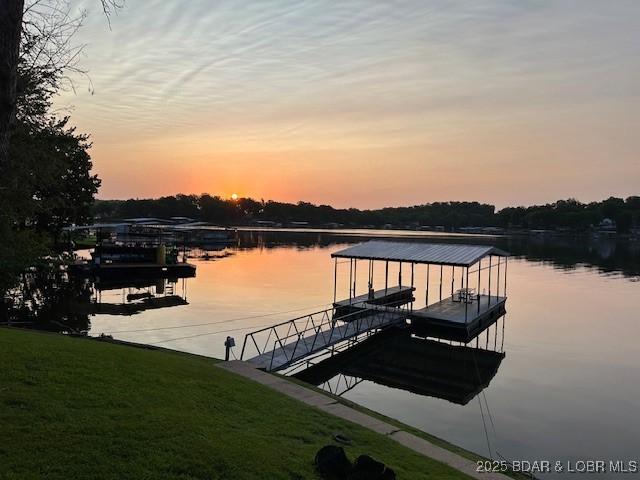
597, 218, 617, 233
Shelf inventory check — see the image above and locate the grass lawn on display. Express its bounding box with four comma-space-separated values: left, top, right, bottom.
284, 377, 528, 480
0, 328, 472, 480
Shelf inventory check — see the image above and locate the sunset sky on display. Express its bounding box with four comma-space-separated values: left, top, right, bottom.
57, 1, 640, 209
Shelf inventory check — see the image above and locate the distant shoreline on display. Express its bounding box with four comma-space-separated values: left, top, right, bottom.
230, 225, 640, 241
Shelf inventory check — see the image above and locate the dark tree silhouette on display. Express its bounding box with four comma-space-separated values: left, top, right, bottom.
94, 195, 640, 233
0, 0, 110, 294
0, 0, 24, 170
0, 0, 121, 173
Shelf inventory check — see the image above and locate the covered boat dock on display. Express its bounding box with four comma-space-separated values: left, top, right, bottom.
331, 240, 509, 342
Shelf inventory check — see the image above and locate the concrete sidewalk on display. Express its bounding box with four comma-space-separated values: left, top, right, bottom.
218, 360, 510, 480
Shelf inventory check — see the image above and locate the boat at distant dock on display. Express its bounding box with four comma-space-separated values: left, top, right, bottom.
65, 221, 198, 280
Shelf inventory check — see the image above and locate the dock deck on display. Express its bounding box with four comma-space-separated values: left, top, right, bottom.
69, 262, 196, 279
410, 295, 506, 342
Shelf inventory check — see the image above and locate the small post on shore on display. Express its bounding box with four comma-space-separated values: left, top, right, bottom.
224, 336, 236, 361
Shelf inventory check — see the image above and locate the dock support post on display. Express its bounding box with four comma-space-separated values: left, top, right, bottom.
333, 258, 338, 304
477, 259, 482, 314
385, 261, 389, 294
496, 257, 501, 301
371, 260, 374, 292
451, 266, 455, 297
399, 262, 402, 287
504, 257, 508, 296
411, 262, 414, 288
465, 267, 469, 323
410, 263, 415, 311
488, 256, 492, 305
439, 265, 443, 301
349, 259, 353, 304
425, 264, 430, 309
353, 259, 357, 299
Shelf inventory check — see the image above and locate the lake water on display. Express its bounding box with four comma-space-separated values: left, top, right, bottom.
16, 230, 640, 477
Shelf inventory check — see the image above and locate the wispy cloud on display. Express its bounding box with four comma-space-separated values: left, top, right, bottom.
58, 0, 640, 207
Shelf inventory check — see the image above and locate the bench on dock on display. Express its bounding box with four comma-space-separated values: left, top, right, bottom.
333, 285, 415, 318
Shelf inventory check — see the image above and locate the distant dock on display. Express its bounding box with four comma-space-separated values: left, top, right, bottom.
69, 261, 196, 280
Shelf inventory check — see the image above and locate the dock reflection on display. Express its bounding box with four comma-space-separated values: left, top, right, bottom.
2, 269, 193, 334
77, 276, 190, 316
294, 318, 506, 405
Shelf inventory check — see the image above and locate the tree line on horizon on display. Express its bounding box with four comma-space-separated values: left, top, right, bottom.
93, 195, 640, 233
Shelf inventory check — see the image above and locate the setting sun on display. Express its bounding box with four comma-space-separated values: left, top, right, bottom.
231, 193, 238, 200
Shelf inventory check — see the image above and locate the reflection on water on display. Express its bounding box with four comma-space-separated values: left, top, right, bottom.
2, 229, 640, 477
236, 229, 640, 278
1, 268, 191, 332
88, 277, 189, 316
1, 270, 93, 333
294, 324, 506, 406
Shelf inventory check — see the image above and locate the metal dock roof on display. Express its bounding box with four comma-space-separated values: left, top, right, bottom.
331, 240, 508, 267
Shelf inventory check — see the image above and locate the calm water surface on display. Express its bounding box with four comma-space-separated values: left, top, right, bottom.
76, 232, 640, 476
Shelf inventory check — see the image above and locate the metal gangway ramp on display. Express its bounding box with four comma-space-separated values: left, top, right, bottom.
240, 304, 407, 372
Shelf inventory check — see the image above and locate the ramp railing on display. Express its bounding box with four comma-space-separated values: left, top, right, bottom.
319, 373, 364, 396
240, 302, 407, 371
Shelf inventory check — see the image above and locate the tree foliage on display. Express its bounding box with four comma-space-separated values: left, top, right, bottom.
496, 197, 640, 233
94, 195, 640, 233
0, 0, 100, 293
